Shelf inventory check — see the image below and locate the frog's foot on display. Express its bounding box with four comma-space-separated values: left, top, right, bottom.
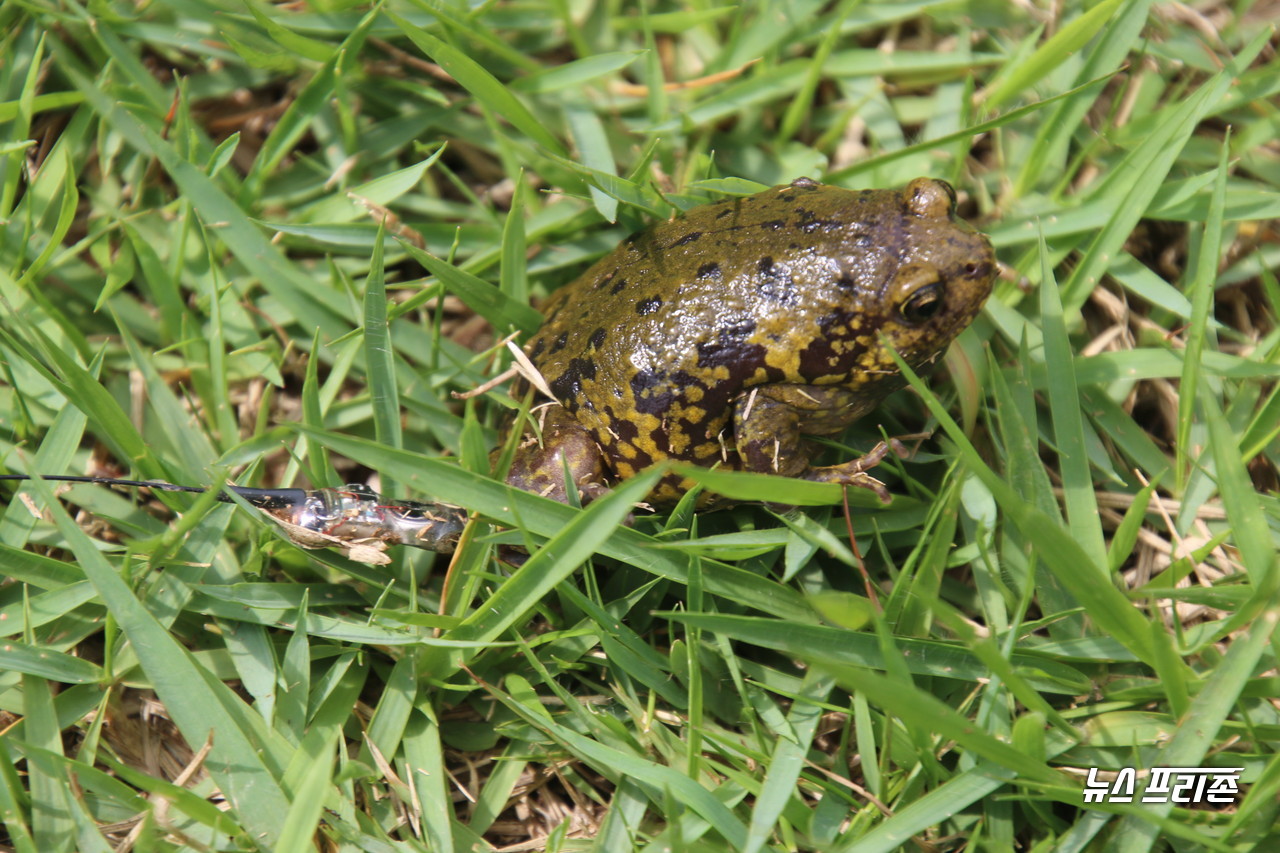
733, 385, 912, 504
504, 404, 609, 505
802, 438, 911, 504
496, 405, 615, 566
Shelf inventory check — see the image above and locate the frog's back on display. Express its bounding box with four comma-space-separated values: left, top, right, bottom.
525, 178, 994, 477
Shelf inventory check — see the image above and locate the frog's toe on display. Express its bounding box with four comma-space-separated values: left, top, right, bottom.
575, 481, 612, 504
808, 468, 893, 504
853, 473, 893, 504
804, 438, 909, 504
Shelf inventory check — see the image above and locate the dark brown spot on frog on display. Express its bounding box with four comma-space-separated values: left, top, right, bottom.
629, 370, 676, 415
669, 231, 703, 247
550, 332, 569, 353
801, 218, 843, 234
676, 415, 706, 437
697, 339, 766, 370
764, 219, 786, 230
669, 369, 707, 391
756, 257, 798, 305
588, 328, 607, 349
817, 310, 859, 334
610, 416, 639, 443
792, 311, 873, 379
626, 445, 657, 470
637, 296, 663, 315
549, 357, 597, 407
610, 277, 629, 294
697, 262, 721, 279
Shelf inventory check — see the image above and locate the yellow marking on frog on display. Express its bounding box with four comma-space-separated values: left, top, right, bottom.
668, 430, 690, 455
764, 347, 801, 375
857, 350, 886, 370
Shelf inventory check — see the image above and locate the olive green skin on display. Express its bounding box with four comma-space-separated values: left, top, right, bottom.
507, 177, 996, 507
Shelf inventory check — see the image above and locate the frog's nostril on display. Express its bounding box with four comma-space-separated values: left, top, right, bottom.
964, 262, 992, 280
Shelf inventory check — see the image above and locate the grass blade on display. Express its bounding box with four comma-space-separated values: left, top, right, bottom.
20, 474, 292, 850
1039, 229, 1107, 569
386, 11, 565, 156
1177, 134, 1229, 492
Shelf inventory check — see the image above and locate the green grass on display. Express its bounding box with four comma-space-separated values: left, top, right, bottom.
2, 1, 1279, 851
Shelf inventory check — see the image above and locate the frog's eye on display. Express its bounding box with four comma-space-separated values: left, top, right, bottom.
899, 282, 945, 324
937, 180, 958, 210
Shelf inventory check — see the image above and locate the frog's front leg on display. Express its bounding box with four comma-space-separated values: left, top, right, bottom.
732, 384, 902, 503
504, 404, 610, 504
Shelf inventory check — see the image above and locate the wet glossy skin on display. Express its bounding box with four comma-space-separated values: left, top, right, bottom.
506, 177, 996, 507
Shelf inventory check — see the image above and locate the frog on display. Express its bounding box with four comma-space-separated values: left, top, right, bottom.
1, 178, 994, 561
502, 176, 996, 510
